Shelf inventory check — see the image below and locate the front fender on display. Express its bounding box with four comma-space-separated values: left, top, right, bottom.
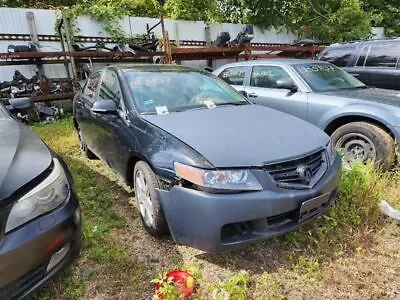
318, 104, 400, 141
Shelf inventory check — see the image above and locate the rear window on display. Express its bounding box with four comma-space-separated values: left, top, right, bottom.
319, 46, 356, 67
356, 46, 369, 66
218, 66, 247, 85
364, 43, 400, 68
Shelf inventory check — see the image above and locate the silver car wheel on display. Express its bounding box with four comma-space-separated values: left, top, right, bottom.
135, 170, 155, 228
336, 133, 376, 167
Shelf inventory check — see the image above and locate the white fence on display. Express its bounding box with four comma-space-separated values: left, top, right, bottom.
0, 7, 300, 82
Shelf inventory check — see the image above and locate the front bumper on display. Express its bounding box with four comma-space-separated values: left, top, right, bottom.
0, 190, 82, 299
158, 156, 341, 252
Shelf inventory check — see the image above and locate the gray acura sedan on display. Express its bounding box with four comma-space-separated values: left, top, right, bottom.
214, 60, 400, 168
73, 64, 341, 252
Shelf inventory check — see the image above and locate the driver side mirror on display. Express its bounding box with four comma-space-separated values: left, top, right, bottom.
276, 79, 298, 93
92, 100, 117, 114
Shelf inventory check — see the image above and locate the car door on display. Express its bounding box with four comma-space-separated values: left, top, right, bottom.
346, 42, 400, 90
74, 71, 101, 152
244, 65, 308, 121
92, 69, 131, 175
217, 66, 249, 94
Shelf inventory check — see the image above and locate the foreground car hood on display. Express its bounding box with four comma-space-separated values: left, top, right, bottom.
142, 105, 329, 168
320, 88, 400, 107
0, 119, 52, 201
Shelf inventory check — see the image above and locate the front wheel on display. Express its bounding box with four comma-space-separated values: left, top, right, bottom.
331, 122, 395, 169
134, 161, 169, 236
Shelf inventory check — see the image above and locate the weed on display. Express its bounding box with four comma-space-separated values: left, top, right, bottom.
205, 270, 251, 300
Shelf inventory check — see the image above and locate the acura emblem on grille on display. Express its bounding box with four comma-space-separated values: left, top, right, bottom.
296, 164, 313, 184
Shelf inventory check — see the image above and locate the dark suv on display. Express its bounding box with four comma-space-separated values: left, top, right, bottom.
319, 39, 400, 90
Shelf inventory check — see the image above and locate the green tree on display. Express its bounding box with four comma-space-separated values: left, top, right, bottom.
219, 0, 372, 43
362, 0, 400, 36
0, 0, 77, 8
165, 0, 222, 21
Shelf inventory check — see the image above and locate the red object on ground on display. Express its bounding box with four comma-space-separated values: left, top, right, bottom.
156, 269, 196, 299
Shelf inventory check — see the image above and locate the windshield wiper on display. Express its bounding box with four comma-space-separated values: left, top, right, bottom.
140, 111, 157, 115
343, 85, 369, 90
171, 104, 209, 113
214, 101, 249, 107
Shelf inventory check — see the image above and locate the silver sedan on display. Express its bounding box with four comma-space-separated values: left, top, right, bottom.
214, 59, 400, 168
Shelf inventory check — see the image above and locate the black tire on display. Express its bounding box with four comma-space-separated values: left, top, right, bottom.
78, 127, 97, 159
331, 122, 395, 169
133, 161, 169, 236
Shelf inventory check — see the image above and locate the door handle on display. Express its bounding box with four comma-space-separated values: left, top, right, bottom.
351, 73, 360, 77
248, 92, 258, 98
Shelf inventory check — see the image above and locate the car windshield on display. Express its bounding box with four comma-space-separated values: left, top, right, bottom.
124, 70, 248, 114
293, 63, 366, 92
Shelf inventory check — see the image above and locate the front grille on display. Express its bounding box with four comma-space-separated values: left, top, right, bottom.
264, 149, 327, 189
0, 262, 47, 300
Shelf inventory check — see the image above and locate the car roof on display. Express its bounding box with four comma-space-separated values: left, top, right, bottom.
327, 38, 400, 48
216, 59, 326, 68
106, 64, 199, 73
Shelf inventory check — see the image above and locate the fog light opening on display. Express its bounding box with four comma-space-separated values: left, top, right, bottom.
46, 236, 65, 254
46, 243, 71, 272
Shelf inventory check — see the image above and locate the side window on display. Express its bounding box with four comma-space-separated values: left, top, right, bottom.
319, 46, 356, 67
99, 70, 123, 108
250, 66, 292, 89
83, 72, 100, 103
218, 67, 247, 85
365, 43, 400, 68
356, 46, 369, 66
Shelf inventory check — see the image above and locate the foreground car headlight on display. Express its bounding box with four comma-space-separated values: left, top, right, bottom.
174, 162, 263, 191
6, 158, 69, 233
326, 141, 337, 166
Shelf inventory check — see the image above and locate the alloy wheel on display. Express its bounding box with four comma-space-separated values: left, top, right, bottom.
135, 170, 155, 227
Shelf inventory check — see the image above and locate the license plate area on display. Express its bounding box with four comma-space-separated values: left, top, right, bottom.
298, 192, 330, 223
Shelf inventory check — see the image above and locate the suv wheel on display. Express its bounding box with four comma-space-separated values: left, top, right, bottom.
331, 122, 395, 169
134, 161, 169, 236
78, 127, 97, 159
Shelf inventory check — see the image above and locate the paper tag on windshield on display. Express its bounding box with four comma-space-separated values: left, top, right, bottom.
155, 106, 169, 115
203, 100, 216, 108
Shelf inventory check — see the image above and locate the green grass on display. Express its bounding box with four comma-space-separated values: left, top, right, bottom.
30, 117, 399, 299
32, 118, 135, 299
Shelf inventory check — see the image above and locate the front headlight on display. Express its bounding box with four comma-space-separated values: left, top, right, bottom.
174, 162, 263, 191
5, 158, 69, 233
326, 141, 337, 166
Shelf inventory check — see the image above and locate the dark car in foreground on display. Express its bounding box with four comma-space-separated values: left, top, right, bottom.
0, 99, 81, 299
73, 64, 341, 252
214, 59, 400, 168
319, 38, 400, 90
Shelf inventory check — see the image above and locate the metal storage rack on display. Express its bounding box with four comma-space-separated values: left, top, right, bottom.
0, 15, 324, 103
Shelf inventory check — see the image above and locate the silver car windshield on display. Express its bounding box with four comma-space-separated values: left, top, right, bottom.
293, 63, 366, 92
124, 70, 248, 114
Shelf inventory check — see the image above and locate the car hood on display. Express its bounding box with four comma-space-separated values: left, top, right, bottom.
0, 119, 52, 201
142, 105, 329, 168
320, 88, 400, 107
